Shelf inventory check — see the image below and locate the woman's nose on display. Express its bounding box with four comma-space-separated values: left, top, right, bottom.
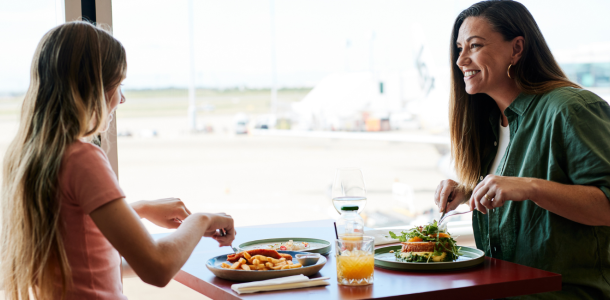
120, 92, 126, 104
456, 51, 470, 67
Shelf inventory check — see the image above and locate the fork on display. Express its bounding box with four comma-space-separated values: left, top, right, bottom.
218, 229, 240, 253
439, 209, 472, 226
438, 192, 453, 224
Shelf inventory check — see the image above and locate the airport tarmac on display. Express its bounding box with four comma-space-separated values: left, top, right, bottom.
114, 115, 448, 231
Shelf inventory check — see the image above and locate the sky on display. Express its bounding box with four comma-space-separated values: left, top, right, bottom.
1, 0, 610, 94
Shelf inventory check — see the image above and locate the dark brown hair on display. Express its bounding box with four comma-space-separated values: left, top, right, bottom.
449, 0, 580, 192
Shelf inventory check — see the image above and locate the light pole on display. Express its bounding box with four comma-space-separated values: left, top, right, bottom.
187, 0, 197, 131
269, 0, 277, 115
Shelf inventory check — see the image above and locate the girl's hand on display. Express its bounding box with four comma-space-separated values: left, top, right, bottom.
469, 175, 536, 214
132, 198, 191, 229
202, 213, 235, 247
434, 179, 468, 213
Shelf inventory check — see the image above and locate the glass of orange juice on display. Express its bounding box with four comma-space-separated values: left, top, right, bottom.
335, 236, 374, 286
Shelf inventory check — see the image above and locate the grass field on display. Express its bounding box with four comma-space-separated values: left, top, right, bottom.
0, 88, 312, 119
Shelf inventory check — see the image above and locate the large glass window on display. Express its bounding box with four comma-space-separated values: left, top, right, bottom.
2, 0, 608, 246
110, 0, 610, 242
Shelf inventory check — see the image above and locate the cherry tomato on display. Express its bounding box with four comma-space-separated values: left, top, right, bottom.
280, 246, 287, 250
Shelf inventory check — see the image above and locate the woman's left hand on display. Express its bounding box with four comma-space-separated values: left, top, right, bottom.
131, 198, 192, 229
469, 175, 537, 214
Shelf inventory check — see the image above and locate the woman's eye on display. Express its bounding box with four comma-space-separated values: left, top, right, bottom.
471, 44, 481, 49
457, 47, 463, 53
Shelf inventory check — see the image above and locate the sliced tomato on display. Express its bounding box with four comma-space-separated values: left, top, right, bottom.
279, 246, 287, 250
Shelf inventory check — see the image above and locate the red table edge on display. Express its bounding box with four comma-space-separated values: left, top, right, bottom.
382, 261, 562, 300
175, 271, 241, 300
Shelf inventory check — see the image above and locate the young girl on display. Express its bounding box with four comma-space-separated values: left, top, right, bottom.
1, 21, 235, 300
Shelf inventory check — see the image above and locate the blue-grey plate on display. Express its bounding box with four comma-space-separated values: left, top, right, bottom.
206, 250, 327, 282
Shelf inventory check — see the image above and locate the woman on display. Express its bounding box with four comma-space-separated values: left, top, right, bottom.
0, 22, 235, 300
434, 1, 610, 298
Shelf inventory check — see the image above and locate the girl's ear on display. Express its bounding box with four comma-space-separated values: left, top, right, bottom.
511, 36, 525, 64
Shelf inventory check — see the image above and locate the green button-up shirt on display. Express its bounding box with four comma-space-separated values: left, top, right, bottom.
472, 87, 610, 299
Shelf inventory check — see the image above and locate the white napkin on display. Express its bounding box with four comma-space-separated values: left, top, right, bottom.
231, 275, 330, 294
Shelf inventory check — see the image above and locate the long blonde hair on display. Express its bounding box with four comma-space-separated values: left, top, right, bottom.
1, 21, 126, 300
449, 0, 580, 192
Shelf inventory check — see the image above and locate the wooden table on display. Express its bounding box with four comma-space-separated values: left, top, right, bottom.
168, 219, 561, 300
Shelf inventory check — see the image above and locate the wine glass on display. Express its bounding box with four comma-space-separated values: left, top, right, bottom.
331, 168, 367, 214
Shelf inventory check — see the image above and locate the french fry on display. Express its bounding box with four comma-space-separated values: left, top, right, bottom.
226, 254, 302, 272
229, 260, 242, 270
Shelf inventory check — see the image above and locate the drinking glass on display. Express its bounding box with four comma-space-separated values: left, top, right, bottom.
331, 168, 366, 214
335, 236, 375, 286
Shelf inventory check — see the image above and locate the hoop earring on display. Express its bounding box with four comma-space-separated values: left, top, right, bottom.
507, 63, 513, 79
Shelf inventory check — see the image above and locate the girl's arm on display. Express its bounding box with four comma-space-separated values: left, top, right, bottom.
130, 198, 191, 228
90, 198, 235, 287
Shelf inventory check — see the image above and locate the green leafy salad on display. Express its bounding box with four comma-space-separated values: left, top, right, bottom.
388, 220, 462, 263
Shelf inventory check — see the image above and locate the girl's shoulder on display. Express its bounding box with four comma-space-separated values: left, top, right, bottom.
64, 140, 108, 164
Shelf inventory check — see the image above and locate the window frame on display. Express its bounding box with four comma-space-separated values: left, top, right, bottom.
64, 0, 119, 177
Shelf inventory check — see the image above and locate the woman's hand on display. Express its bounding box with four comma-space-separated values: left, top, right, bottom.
434, 179, 468, 213
469, 175, 536, 214
131, 198, 191, 229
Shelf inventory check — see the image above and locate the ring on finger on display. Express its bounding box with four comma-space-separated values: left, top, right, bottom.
483, 194, 491, 201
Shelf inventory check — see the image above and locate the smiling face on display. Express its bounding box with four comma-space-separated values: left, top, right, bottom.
456, 17, 514, 95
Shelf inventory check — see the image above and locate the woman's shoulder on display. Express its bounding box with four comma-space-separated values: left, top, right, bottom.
543, 87, 607, 109
538, 87, 608, 117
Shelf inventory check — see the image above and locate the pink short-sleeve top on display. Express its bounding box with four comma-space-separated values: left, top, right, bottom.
55, 140, 127, 300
